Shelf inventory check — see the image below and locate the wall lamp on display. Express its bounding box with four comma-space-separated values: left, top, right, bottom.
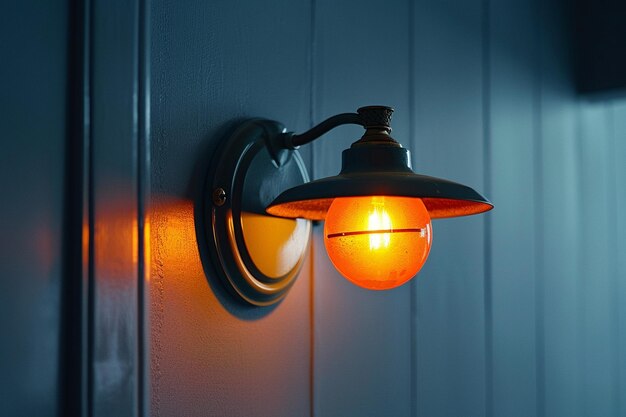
203, 106, 492, 306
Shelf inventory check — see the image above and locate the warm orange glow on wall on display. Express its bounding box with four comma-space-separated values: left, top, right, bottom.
323, 196, 432, 290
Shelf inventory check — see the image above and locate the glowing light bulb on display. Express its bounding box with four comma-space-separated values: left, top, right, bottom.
323, 196, 432, 290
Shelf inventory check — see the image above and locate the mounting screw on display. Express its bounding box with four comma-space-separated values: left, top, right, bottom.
213, 187, 226, 206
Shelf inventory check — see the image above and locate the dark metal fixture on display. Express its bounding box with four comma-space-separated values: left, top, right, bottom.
203, 106, 492, 306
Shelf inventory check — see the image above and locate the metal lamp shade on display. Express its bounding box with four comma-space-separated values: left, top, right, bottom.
266, 144, 493, 221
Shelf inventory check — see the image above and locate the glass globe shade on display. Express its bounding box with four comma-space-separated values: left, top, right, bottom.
323, 196, 432, 290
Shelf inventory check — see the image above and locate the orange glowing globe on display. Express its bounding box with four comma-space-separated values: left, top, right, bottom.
323, 196, 432, 290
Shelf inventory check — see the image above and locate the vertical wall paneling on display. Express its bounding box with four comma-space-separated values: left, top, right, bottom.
483, 3, 493, 415
534, 4, 545, 415
90, 0, 144, 415
5, 0, 626, 416
488, 0, 538, 415
412, 1, 487, 416
537, 84, 581, 417
613, 100, 626, 417
578, 103, 615, 416
0, 1, 68, 415
537, 2, 583, 416
311, 1, 412, 415
63, 0, 91, 414
138, 0, 151, 415
408, 2, 418, 415
607, 103, 622, 417
149, 1, 312, 416
137, 0, 626, 416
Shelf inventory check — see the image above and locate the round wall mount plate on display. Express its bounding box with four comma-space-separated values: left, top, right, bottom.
204, 119, 311, 306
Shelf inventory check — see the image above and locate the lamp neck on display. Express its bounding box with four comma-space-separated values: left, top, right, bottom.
351, 106, 401, 148
339, 145, 413, 174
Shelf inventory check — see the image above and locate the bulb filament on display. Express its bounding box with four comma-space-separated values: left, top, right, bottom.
368, 206, 392, 250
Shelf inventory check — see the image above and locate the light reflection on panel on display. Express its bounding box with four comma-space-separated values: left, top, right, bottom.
92, 193, 139, 417
241, 213, 309, 279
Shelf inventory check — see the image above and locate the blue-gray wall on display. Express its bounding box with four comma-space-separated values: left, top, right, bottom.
2, 0, 626, 416
1, 1, 68, 415
150, 0, 626, 416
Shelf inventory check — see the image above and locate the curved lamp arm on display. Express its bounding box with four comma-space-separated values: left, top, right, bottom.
285, 112, 363, 149
266, 106, 396, 166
